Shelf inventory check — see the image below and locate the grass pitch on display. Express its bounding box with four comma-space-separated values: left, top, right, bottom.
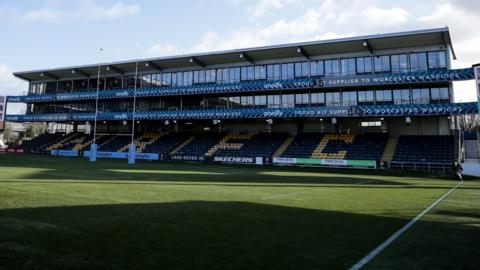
0, 155, 479, 270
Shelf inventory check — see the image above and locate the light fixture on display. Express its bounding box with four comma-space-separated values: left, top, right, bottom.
266, 119, 273, 125
189, 58, 194, 63
380, 117, 384, 121
405, 116, 412, 125
102, 121, 107, 124
122, 120, 127, 126
296, 48, 302, 53
173, 120, 177, 124
363, 41, 368, 47
319, 118, 323, 122
137, 121, 140, 124
164, 120, 170, 125
332, 117, 337, 124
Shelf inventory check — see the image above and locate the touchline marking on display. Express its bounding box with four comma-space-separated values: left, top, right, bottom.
261, 191, 306, 200
355, 180, 375, 185
349, 180, 463, 270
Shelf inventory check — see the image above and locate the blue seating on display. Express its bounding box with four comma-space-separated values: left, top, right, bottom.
20, 133, 65, 153
99, 136, 131, 152
323, 133, 388, 161
282, 133, 324, 158
143, 133, 192, 155
176, 132, 226, 156
393, 135, 454, 163
215, 133, 289, 157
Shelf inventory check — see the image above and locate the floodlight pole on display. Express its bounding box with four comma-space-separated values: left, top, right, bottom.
128, 45, 141, 164
90, 48, 103, 162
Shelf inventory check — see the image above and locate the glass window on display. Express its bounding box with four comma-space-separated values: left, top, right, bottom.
295, 62, 309, 77
267, 95, 281, 108
229, 96, 241, 108
310, 61, 324, 76
325, 60, 339, 76
241, 66, 254, 81
341, 58, 356, 75
375, 90, 393, 104
391, 54, 409, 73
267, 64, 281, 80
428, 51, 448, 69
281, 63, 294, 80
311, 92, 325, 105
410, 52, 428, 72
193, 70, 206, 84
282, 94, 295, 108
342, 91, 357, 106
412, 88, 430, 104
205, 69, 216, 83
325, 92, 341, 106
358, 90, 375, 105
374, 55, 391, 73
393, 89, 411, 104
162, 73, 172, 86
295, 93, 310, 106
183, 71, 193, 86
356, 57, 372, 74
255, 65, 266, 80
431, 87, 450, 102
229, 67, 241, 83
254, 95, 267, 107
216, 68, 228, 83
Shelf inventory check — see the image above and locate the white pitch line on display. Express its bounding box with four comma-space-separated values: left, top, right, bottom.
349, 180, 463, 270
355, 180, 375, 185
261, 191, 306, 200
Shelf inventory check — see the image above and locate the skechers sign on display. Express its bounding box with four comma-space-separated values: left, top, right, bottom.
213, 157, 255, 164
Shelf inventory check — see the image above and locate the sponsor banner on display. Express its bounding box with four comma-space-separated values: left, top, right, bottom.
213, 156, 255, 164
320, 68, 475, 88
273, 157, 376, 168
51, 150, 79, 157
83, 151, 159, 160
272, 157, 297, 164
135, 153, 159, 160
474, 65, 480, 115
7, 68, 475, 104
5, 102, 479, 123
170, 155, 205, 162
6, 148, 25, 154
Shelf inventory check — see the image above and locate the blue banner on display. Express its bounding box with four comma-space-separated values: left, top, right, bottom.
83, 151, 159, 160
5, 102, 478, 122
51, 150, 79, 157
6, 68, 475, 104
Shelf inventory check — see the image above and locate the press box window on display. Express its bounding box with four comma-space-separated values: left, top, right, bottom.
361, 121, 382, 127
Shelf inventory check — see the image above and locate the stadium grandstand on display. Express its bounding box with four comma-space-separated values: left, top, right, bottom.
2, 27, 479, 171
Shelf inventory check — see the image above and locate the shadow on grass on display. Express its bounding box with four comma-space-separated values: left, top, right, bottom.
1, 201, 479, 270
0, 154, 453, 186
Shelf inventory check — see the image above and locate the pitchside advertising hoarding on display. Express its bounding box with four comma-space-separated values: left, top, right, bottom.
273, 157, 377, 168
474, 65, 480, 114
0, 96, 5, 131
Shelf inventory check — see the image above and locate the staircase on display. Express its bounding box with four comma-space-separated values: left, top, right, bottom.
381, 137, 398, 162
273, 136, 294, 157
170, 136, 195, 155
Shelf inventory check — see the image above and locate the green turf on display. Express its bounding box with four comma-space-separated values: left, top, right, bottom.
0, 155, 478, 270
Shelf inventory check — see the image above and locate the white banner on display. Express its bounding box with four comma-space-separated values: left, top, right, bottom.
474, 65, 480, 115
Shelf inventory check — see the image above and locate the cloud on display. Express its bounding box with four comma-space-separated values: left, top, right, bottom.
18, 1, 140, 23
249, 0, 298, 19
362, 6, 409, 26
0, 64, 27, 114
146, 43, 178, 57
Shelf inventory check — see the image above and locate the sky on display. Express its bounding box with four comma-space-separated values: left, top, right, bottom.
0, 0, 479, 113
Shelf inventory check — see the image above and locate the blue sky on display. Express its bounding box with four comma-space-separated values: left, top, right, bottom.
1, 0, 479, 113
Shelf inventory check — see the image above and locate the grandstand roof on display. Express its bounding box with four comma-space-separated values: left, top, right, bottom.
14, 27, 456, 82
